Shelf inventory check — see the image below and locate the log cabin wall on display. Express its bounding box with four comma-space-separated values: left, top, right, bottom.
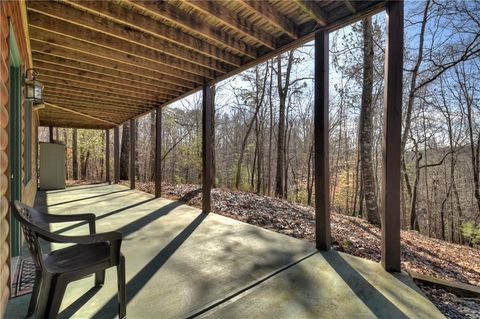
0, 2, 37, 317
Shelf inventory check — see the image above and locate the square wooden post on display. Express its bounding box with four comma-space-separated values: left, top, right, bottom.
114, 126, 120, 184
49, 126, 54, 143
202, 83, 214, 213
105, 129, 110, 184
314, 30, 330, 251
381, 0, 404, 272
130, 118, 136, 190
155, 107, 162, 198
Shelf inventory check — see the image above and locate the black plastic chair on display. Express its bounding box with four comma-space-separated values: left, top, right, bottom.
12, 201, 126, 319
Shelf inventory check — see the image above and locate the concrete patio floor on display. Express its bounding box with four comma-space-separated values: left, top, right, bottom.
7, 184, 444, 319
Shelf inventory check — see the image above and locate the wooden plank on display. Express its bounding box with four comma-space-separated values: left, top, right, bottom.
314, 30, 330, 251
184, 0, 277, 49
63, 0, 253, 61
27, 2, 238, 70
129, 0, 259, 57
237, 0, 299, 39
155, 107, 162, 198
130, 118, 135, 189
28, 12, 221, 78
33, 60, 177, 98
293, 0, 328, 27
32, 51, 186, 94
407, 271, 480, 298
30, 38, 198, 89
45, 102, 118, 126
105, 129, 110, 183
381, 0, 403, 272
39, 78, 162, 105
114, 126, 119, 183
345, 1, 357, 13
43, 87, 159, 108
42, 95, 150, 114
202, 83, 214, 213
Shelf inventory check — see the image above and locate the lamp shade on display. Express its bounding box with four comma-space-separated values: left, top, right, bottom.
25, 78, 43, 104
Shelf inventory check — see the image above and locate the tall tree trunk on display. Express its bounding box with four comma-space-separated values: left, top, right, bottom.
359, 17, 380, 225
72, 128, 78, 180
120, 123, 130, 180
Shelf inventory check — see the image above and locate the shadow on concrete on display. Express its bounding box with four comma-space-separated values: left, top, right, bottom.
47, 183, 109, 194
58, 286, 102, 319
91, 212, 208, 319
323, 251, 409, 319
54, 198, 158, 234
47, 189, 130, 207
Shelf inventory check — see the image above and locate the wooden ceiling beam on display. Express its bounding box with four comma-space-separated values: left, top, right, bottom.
32, 52, 185, 94
28, 23, 214, 82
237, 0, 299, 39
183, 0, 277, 49
292, 0, 328, 27
345, 1, 357, 14
34, 59, 177, 98
128, 0, 266, 54
44, 102, 118, 126
27, 1, 239, 71
43, 88, 157, 109
43, 93, 151, 111
37, 73, 165, 102
64, 0, 255, 60
35, 66, 172, 100
30, 39, 197, 89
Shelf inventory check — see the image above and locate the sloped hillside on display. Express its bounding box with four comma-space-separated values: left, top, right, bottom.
134, 182, 480, 318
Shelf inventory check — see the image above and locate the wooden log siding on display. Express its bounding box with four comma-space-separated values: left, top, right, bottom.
24, 0, 387, 129
1, 1, 38, 316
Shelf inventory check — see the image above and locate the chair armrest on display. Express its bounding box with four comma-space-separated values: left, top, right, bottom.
39, 213, 96, 234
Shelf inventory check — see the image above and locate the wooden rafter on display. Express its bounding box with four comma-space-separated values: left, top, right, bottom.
27, 1, 239, 70
43, 95, 149, 114
32, 52, 185, 94
28, 24, 214, 82
44, 102, 118, 126
345, 1, 357, 14
183, 0, 277, 49
128, 0, 263, 54
292, 0, 328, 27
30, 39, 197, 89
237, 0, 299, 39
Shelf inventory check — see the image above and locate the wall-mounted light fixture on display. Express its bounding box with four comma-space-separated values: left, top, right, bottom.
25, 68, 43, 104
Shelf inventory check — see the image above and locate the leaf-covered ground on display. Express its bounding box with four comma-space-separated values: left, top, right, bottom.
130, 182, 480, 318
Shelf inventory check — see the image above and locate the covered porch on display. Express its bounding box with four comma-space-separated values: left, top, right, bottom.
7, 184, 443, 318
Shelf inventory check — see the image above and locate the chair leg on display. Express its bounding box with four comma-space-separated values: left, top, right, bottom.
95, 270, 106, 287
46, 275, 68, 319
27, 269, 42, 317
35, 272, 52, 319
117, 255, 127, 319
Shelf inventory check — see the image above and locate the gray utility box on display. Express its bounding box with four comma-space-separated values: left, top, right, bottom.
39, 142, 66, 190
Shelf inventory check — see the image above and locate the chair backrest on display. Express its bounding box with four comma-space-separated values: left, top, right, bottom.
11, 201, 45, 269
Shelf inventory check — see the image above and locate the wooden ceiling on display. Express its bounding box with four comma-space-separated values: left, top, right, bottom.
27, 0, 386, 129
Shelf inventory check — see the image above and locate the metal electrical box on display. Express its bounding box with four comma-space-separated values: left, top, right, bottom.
39, 142, 66, 190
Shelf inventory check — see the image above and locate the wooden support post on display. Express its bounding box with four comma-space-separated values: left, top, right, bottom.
381, 0, 403, 272
130, 118, 136, 190
114, 126, 120, 184
314, 30, 330, 251
49, 126, 54, 143
155, 107, 162, 198
202, 83, 214, 213
105, 129, 110, 184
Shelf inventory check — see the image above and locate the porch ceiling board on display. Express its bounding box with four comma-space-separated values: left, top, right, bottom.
27, 0, 386, 129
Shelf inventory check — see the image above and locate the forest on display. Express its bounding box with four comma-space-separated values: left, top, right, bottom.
39, 0, 480, 248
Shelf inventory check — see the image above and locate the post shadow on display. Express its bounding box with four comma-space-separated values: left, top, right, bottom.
47, 189, 130, 207
322, 251, 408, 318
91, 212, 209, 319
